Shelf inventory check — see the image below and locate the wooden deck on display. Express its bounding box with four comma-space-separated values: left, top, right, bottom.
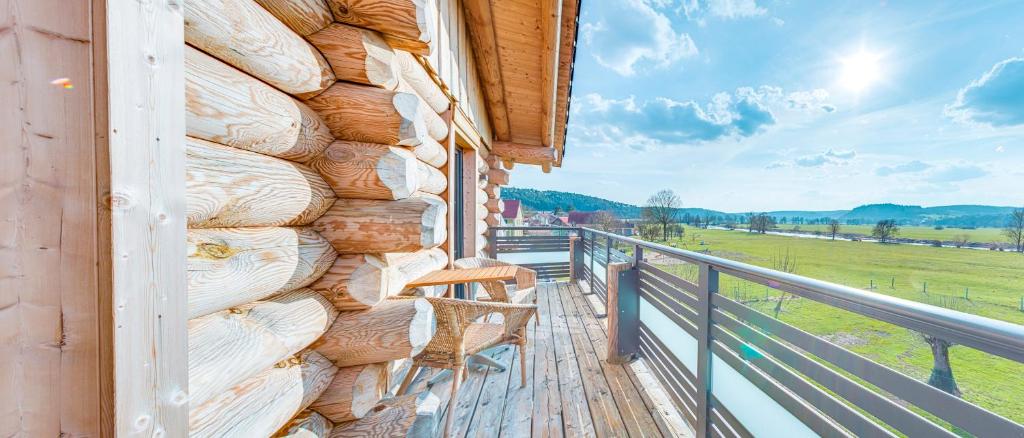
403, 281, 693, 437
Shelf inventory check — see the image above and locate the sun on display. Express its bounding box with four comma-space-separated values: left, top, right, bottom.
839, 50, 882, 92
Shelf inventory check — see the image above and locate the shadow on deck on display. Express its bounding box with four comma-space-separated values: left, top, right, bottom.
403, 281, 693, 437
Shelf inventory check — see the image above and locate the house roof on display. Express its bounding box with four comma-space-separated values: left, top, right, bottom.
463, 0, 581, 169
501, 199, 521, 219
567, 211, 595, 224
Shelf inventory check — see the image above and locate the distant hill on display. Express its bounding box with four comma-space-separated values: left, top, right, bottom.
502, 187, 1018, 227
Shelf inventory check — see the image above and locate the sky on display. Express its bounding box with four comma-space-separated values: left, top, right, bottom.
510, 0, 1024, 212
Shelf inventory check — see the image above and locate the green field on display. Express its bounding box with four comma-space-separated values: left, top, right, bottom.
647, 227, 1024, 425
780, 224, 1008, 244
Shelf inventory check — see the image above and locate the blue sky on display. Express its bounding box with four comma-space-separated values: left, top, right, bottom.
511, 0, 1024, 212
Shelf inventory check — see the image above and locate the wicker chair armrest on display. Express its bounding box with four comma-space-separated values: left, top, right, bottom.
515, 266, 537, 290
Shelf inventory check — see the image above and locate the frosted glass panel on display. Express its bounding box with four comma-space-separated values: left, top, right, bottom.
497, 252, 568, 264
639, 296, 698, 371
711, 354, 818, 438
640, 296, 818, 437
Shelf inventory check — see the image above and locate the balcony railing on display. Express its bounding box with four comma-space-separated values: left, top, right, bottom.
488, 226, 1024, 437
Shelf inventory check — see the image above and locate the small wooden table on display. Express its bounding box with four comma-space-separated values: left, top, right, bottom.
406, 265, 517, 288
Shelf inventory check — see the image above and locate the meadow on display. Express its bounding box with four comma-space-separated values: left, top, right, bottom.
780, 223, 1008, 244
646, 227, 1024, 425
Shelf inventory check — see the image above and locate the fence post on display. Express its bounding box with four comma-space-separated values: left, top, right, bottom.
487, 227, 497, 259
588, 232, 595, 294
696, 263, 719, 438
569, 234, 581, 281
606, 261, 639, 364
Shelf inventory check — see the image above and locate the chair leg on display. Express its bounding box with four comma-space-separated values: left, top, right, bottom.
444, 364, 465, 437
396, 360, 420, 396
519, 344, 527, 388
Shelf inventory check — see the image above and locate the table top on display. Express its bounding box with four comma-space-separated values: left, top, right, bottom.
406, 266, 518, 288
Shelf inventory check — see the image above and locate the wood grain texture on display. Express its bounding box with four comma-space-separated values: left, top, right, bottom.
484, 198, 504, 214
604, 262, 631, 364
1, 1, 107, 434
186, 136, 336, 228
188, 289, 338, 408
539, 0, 562, 148
306, 82, 429, 146
307, 23, 399, 89
487, 167, 509, 185
106, 0, 190, 435
485, 213, 501, 228
189, 350, 337, 437
394, 50, 449, 113
188, 227, 337, 318
483, 183, 500, 199
309, 254, 400, 310
310, 363, 388, 423
491, 141, 558, 165
326, 0, 434, 55
254, 0, 333, 36
312, 298, 436, 367
308, 141, 419, 200
184, 0, 335, 98
186, 46, 333, 163
385, 248, 448, 292
313, 194, 447, 253
330, 391, 440, 437
406, 136, 446, 168
278, 410, 334, 437
461, 0, 510, 140
415, 160, 447, 195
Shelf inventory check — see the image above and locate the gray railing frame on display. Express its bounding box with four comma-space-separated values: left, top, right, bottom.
490, 226, 1024, 437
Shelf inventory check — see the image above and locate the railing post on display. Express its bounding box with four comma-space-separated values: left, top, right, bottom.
569, 234, 582, 281
605, 235, 611, 265
606, 261, 639, 363
588, 232, 595, 294
487, 227, 497, 259
696, 263, 719, 438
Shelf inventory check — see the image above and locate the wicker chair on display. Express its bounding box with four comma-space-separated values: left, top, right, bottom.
453, 257, 537, 307
395, 296, 536, 437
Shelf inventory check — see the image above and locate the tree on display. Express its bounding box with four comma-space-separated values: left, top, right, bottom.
770, 249, 797, 319
591, 210, 618, 232
828, 219, 841, 241
923, 335, 961, 396
872, 219, 900, 243
749, 213, 774, 234
951, 234, 970, 248
643, 189, 680, 241
1005, 208, 1024, 252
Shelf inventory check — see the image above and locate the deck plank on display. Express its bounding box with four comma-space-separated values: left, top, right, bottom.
499, 299, 539, 435
463, 343, 515, 437
567, 282, 666, 437
549, 283, 598, 437
556, 282, 631, 437
531, 283, 564, 437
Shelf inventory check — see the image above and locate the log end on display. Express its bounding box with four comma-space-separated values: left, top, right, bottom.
407, 298, 436, 357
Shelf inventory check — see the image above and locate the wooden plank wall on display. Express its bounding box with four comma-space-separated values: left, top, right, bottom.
1, 0, 122, 435
426, 0, 492, 146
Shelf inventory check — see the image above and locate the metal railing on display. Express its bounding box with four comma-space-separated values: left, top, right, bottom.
487, 226, 579, 280
490, 226, 1024, 437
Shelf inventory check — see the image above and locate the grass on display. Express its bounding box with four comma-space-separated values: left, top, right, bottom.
646, 227, 1024, 426
779, 224, 1008, 244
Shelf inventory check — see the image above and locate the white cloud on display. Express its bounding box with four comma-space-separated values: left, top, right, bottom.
945, 57, 1024, 127
582, 0, 698, 76
770, 148, 857, 169
682, 0, 767, 21
876, 160, 931, 176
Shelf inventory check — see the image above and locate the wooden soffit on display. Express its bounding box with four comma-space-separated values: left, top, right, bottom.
462, 0, 580, 170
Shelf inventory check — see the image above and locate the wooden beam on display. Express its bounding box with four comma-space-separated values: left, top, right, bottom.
309, 254, 399, 310
254, 0, 334, 36
312, 298, 436, 367
330, 391, 441, 437
185, 0, 336, 98
310, 362, 388, 423
308, 141, 421, 200
461, 0, 511, 140
188, 227, 337, 318
313, 195, 447, 253
188, 350, 337, 437
554, 0, 581, 163
107, 0, 189, 434
306, 82, 433, 146
188, 289, 338, 408
406, 136, 447, 168
326, 0, 434, 55
487, 168, 509, 186
186, 137, 337, 228
491, 141, 558, 166
307, 23, 400, 89
279, 411, 334, 437
485, 198, 504, 214
395, 50, 449, 113
186, 46, 334, 163
540, 0, 563, 149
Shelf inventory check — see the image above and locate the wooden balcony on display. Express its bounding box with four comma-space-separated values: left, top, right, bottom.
403, 280, 691, 437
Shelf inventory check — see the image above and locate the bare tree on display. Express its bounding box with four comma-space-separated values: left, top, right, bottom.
1005, 208, 1024, 252
591, 210, 618, 232
770, 249, 797, 319
951, 234, 970, 248
922, 335, 961, 396
872, 219, 900, 243
828, 219, 841, 241
637, 223, 660, 241
643, 189, 680, 241
749, 213, 774, 234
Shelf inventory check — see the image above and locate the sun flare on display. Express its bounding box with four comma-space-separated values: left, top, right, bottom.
839, 50, 882, 92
